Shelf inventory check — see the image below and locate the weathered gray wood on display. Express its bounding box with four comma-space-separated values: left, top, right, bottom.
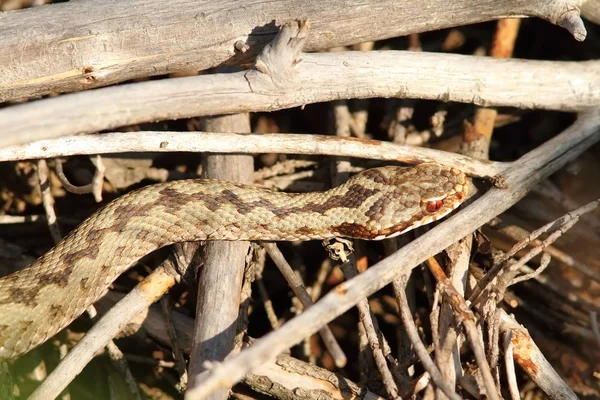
189, 115, 253, 399
0, 52, 597, 150
0, 0, 585, 102
0, 132, 506, 179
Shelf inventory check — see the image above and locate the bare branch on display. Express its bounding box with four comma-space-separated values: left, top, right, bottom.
0, 0, 586, 102
36, 160, 61, 244
393, 277, 461, 400
187, 114, 253, 399
262, 243, 347, 368
1, 51, 597, 149
0, 132, 506, 179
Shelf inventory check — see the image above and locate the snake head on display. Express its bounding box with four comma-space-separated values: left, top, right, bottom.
335, 163, 469, 240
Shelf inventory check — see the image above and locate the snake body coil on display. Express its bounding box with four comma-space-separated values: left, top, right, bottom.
0, 163, 467, 360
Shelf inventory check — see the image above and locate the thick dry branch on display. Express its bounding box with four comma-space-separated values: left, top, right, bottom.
1, 51, 597, 149
0, 0, 585, 102
0, 132, 505, 179
187, 115, 253, 399
184, 110, 600, 399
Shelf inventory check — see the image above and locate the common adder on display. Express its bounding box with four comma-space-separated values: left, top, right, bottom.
0, 162, 467, 360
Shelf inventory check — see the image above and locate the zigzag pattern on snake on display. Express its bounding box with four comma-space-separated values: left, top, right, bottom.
0, 162, 468, 360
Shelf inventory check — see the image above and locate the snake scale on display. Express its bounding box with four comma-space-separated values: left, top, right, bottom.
0, 162, 467, 360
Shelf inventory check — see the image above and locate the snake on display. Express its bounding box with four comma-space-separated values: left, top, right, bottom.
0, 162, 467, 360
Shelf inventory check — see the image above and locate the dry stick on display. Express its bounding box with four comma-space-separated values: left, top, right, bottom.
55, 155, 105, 202
329, 96, 390, 382
583, 0, 600, 24
493, 223, 600, 283
434, 237, 470, 397
262, 243, 347, 368
187, 114, 253, 399
0, 0, 586, 105
160, 297, 188, 390
507, 201, 600, 279
254, 278, 280, 329
1, 54, 598, 150
28, 263, 178, 400
502, 330, 520, 400
480, 209, 590, 313
185, 110, 600, 399
433, 26, 500, 387
0, 215, 46, 224
329, 96, 396, 390
103, 342, 143, 400
499, 313, 578, 400
0, 132, 506, 179
90, 155, 106, 202
426, 257, 498, 400
392, 277, 462, 400
434, 110, 494, 397
241, 342, 385, 400
511, 252, 552, 285
37, 159, 62, 243
383, 236, 415, 381
54, 158, 94, 195
342, 255, 400, 398
472, 16, 520, 390
470, 198, 600, 305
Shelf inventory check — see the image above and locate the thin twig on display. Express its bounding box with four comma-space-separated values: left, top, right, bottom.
255, 277, 280, 329
426, 257, 499, 400
392, 277, 462, 400
503, 330, 520, 400
492, 222, 600, 283
510, 252, 552, 285
308, 259, 334, 301
499, 313, 578, 400
54, 155, 105, 202
54, 158, 94, 195
161, 297, 188, 390
262, 243, 347, 368
36, 159, 61, 243
104, 342, 143, 400
342, 257, 399, 398
471, 198, 600, 304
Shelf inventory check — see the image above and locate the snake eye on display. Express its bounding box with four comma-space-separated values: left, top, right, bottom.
426, 200, 443, 213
